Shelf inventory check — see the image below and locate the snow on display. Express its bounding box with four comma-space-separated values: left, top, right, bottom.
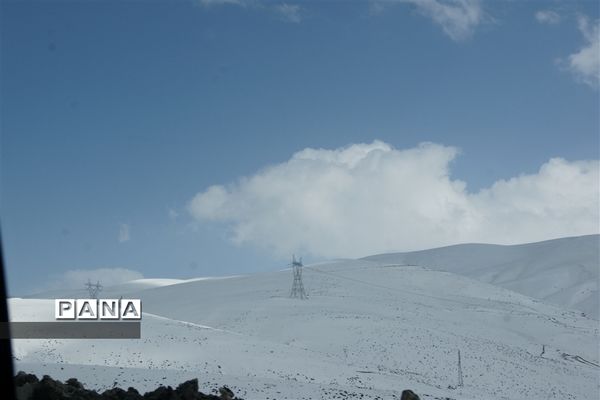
363, 235, 600, 319
9, 237, 600, 399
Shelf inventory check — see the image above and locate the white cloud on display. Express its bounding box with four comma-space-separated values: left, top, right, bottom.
391, 0, 483, 41
275, 3, 302, 23
118, 223, 130, 243
189, 141, 599, 258
535, 10, 561, 25
565, 16, 600, 88
48, 268, 144, 290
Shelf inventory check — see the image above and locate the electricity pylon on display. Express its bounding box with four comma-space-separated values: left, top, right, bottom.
85, 279, 103, 299
289, 255, 307, 299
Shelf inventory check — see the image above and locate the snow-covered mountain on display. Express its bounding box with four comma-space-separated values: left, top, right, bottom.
363, 235, 599, 319
10, 250, 600, 400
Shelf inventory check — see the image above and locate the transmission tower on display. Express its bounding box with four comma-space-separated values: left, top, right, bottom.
85, 279, 103, 299
289, 255, 307, 299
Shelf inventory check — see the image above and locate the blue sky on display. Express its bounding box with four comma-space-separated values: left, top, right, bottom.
1, 0, 598, 295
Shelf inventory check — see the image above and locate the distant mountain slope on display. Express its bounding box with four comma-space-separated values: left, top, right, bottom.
362, 235, 599, 319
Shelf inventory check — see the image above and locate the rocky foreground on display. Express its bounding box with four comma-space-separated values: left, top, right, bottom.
13, 371, 422, 400
14, 371, 240, 400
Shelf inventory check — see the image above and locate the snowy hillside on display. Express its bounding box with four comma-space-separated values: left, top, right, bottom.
363, 235, 599, 319
10, 259, 600, 400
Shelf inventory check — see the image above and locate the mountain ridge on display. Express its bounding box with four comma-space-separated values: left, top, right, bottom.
361, 234, 599, 319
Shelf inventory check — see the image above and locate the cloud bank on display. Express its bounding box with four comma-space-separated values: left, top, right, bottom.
189, 141, 599, 258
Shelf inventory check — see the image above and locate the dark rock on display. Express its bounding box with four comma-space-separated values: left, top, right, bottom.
218, 387, 234, 400
127, 388, 143, 399
401, 389, 420, 400
66, 377, 85, 390
103, 387, 143, 400
13, 372, 240, 400
33, 375, 68, 400
200, 395, 222, 400
175, 379, 198, 400
16, 382, 35, 400
32, 374, 100, 400
143, 385, 178, 400
15, 371, 39, 387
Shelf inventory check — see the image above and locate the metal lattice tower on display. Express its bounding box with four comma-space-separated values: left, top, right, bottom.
289, 255, 307, 299
85, 279, 103, 299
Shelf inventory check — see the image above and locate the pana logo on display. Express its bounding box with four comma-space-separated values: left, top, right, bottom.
55, 299, 142, 320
